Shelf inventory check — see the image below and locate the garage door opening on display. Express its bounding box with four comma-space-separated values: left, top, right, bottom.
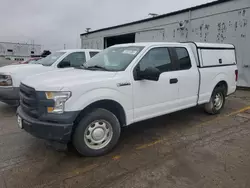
104, 33, 135, 48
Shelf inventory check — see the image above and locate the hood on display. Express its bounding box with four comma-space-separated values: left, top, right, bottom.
0, 64, 52, 75
0, 64, 43, 74
22, 69, 117, 91
0, 64, 55, 87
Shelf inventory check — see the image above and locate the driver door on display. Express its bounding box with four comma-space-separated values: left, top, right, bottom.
132, 47, 179, 122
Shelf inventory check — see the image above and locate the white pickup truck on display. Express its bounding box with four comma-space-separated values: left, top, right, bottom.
0, 49, 100, 105
17, 42, 237, 156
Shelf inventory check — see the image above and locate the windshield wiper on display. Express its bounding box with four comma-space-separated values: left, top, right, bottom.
85, 65, 108, 71
75, 64, 110, 71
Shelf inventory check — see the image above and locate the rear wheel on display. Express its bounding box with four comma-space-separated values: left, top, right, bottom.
204, 86, 226, 115
73, 108, 121, 157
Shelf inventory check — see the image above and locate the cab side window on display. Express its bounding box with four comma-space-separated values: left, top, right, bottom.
59, 52, 86, 68
175, 48, 191, 70
138, 47, 172, 73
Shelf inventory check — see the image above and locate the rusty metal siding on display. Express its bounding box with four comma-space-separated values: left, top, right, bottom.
81, 0, 250, 87
240, 7, 250, 87
81, 37, 103, 50
135, 29, 165, 42
187, 8, 249, 87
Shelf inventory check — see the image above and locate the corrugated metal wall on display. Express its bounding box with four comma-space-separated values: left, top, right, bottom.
0, 42, 41, 57
81, 0, 250, 87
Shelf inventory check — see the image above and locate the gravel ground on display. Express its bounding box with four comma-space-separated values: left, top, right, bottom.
0, 90, 250, 188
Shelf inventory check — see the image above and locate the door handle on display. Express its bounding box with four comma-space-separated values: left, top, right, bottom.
170, 78, 178, 84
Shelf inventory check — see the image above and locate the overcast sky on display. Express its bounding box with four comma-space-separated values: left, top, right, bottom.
0, 0, 214, 51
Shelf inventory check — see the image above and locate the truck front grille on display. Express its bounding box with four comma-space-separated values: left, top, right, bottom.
20, 83, 39, 118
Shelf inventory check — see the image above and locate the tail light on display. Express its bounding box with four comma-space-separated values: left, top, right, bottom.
235, 70, 238, 82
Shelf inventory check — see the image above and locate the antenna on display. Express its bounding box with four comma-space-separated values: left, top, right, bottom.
86, 28, 91, 33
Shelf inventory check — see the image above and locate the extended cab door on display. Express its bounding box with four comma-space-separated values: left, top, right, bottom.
132, 46, 179, 122
171, 47, 199, 109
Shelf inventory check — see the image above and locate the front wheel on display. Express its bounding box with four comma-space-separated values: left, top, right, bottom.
204, 87, 226, 115
73, 108, 121, 157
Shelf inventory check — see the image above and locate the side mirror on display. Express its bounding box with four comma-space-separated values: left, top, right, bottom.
59, 61, 71, 68
138, 67, 161, 81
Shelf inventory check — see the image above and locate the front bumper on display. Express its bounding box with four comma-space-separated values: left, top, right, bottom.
0, 87, 20, 105
17, 106, 77, 143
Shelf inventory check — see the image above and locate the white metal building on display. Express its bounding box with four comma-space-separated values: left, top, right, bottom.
0, 42, 41, 61
80, 0, 250, 87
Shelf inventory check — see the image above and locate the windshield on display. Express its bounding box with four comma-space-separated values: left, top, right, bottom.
84, 46, 144, 71
34, 52, 65, 66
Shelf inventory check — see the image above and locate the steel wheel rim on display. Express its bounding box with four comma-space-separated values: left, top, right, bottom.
84, 120, 113, 150
213, 92, 223, 110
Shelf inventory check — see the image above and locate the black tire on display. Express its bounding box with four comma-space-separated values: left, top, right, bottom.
204, 86, 226, 115
73, 108, 121, 157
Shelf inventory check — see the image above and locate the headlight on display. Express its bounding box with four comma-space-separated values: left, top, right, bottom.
0, 75, 12, 86
45, 91, 71, 114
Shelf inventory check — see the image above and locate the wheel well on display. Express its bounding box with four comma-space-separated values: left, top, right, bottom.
215, 81, 228, 94
74, 100, 126, 127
